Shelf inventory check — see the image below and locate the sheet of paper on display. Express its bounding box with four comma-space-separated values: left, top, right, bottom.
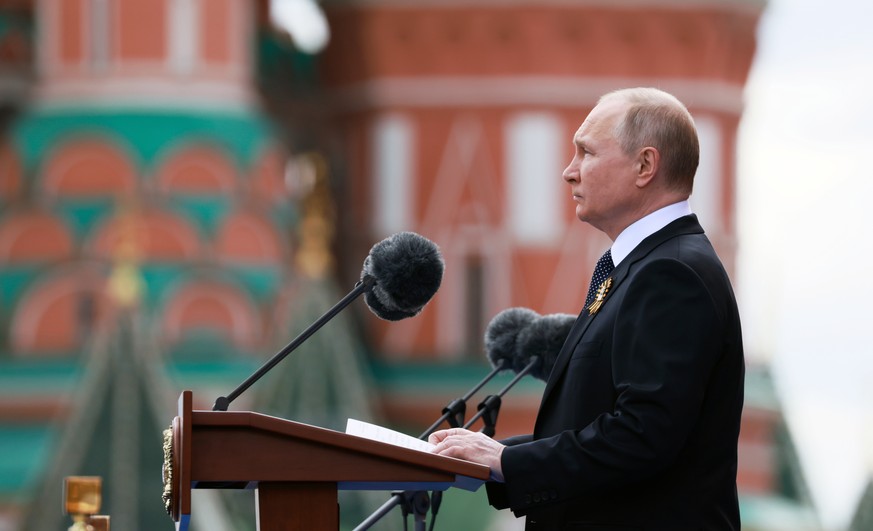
345, 418, 435, 453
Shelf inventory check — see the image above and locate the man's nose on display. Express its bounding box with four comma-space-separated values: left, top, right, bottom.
562, 161, 578, 183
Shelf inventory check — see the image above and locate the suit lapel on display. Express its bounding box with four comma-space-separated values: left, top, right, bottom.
534, 215, 704, 428
535, 259, 632, 418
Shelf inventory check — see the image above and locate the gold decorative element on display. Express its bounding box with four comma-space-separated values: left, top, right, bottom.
161, 426, 174, 516
107, 261, 144, 308
107, 200, 144, 308
291, 152, 336, 279
587, 277, 613, 315
64, 476, 101, 531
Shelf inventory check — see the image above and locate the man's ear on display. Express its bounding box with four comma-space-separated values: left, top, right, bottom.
635, 147, 659, 188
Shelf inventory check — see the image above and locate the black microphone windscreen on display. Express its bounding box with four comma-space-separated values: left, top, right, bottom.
516, 313, 576, 381
484, 308, 540, 371
361, 232, 444, 321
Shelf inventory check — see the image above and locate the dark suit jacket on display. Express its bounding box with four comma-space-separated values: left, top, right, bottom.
487, 215, 744, 530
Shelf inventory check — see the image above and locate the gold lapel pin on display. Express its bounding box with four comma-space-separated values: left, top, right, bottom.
587, 277, 613, 315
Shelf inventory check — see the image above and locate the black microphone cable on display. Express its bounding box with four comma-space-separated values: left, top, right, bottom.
428, 490, 442, 531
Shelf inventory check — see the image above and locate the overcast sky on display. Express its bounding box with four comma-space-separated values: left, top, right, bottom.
737, 0, 873, 528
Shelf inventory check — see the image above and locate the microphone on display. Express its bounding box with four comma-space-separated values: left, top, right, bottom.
515, 312, 575, 381
362, 232, 444, 321
484, 307, 540, 373
212, 232, 444, 411
484, 308, 575, 382
462, 308, 544, 437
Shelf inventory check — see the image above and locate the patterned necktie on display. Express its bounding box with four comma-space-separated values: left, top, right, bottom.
584, 249, 615, 309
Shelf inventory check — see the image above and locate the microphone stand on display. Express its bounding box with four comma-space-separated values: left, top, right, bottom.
423, 358, 508, 432
462, 355, 540, 433
212, 275, 376, 411
353, 358, 509, 531
353, 357, 537, 531
428, 356, 540, 531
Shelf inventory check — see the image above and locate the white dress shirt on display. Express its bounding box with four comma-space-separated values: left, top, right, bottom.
610, 201, 693, 267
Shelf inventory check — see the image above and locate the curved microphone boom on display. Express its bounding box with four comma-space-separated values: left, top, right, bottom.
212, 232, 444, 411
462, 353, 540, 435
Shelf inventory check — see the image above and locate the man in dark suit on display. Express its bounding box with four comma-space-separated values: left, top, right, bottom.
430, 87, 744, 530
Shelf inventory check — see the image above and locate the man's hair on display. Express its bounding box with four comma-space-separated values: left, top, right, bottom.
600, 87, 699, 194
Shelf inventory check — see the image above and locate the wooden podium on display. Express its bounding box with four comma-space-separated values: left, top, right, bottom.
163, 391, 490, 531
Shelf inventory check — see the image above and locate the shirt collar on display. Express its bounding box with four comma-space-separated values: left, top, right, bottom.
610, 200, 692, 267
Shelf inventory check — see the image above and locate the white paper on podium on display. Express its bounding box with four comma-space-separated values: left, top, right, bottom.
345, 418, 435, 453
343, 419, 486, 492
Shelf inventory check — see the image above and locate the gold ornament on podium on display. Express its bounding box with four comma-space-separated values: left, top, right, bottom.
64, 476, 109, 531
162, 425, 175, 516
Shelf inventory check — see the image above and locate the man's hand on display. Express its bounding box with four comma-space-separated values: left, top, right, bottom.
428, 428, 506, 482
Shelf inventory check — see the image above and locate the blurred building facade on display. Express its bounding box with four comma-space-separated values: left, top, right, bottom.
0, 1, 378, 529
316, 0, 817, 528
0, 0, 821, 529
320, 0, 754, 423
